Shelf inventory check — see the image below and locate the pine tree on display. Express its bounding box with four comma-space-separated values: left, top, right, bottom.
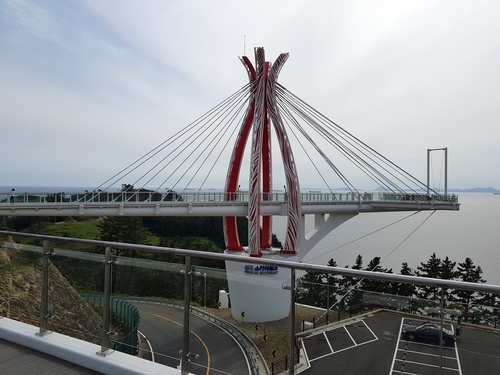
455, 257, 486, 309
438, 256, 457, 301
296, 269, 326, 307
97, 216, 151, 294
325, 258, 340, 311
392, 262, 416, 297
97, 216, 150, 249
361, 256, 392, 293
439, 256, 457, 280
416, 253, 441, 300
340, 254, 363, 289
297, 258, 339, 308
339, 254, 364, 308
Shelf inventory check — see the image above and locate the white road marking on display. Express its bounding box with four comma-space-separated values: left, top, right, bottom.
390, 317, 462, 375
307, 318, 379, 363
455, 339, 463, 375
389, 318, 406, 374
344, 325, 357, 345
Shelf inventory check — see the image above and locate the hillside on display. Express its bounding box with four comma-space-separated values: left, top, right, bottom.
0, 245, 103, 343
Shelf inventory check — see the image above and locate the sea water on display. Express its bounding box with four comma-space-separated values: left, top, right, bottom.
273, 193, 500, 285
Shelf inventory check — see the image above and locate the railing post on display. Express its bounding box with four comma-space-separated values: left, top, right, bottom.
326, 283, 330, 325
38, 240, 51, 336
181, 255, 192, 375
439, 286, 445, 358
99, 246, 113, 354
289, 268, 296, 375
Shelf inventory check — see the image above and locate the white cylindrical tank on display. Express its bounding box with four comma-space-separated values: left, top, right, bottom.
225, 250, 297, 322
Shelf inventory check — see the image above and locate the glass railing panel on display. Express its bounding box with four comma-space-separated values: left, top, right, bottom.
2, 231, 495, 375
0, 242, 43, 327
189, 268, 265, 374
106, 256, 237, 374
45, 242, 105, 346
0, 239, 114, 348
0, 190, 459, 206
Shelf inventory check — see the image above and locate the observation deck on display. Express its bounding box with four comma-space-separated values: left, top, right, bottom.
0, 190, 459, 217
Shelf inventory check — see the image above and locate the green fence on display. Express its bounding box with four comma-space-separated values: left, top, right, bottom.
81, 294, 140, 355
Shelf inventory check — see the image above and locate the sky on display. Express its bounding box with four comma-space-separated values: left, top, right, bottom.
1, 0, 499, 191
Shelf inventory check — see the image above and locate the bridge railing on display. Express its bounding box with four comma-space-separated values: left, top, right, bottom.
0, 190, 458, 205
2, 230, 500, 375
150, 299, 264, 375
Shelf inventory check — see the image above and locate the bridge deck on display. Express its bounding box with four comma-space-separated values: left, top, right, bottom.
0, 191, 459, 216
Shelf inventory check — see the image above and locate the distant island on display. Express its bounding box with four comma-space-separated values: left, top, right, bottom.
445, 187, 500, 193
302, 187, 500, 194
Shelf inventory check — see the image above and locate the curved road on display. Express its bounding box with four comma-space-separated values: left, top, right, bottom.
131, 300, 251, 375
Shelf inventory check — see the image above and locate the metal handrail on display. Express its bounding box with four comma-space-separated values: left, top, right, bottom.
2, 229, 497, 375
0, 190, 459, 205
1, 230, 492, 294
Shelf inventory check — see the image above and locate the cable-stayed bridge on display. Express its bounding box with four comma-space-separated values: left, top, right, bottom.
2, 47, 459, 321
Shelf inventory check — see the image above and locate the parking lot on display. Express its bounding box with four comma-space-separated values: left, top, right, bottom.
299, 311, 500, 375
302, 319, 378, 363
390, 318, 459, 375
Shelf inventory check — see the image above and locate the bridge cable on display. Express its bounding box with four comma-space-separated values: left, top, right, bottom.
133, 84, 251, 195
87, 83, 251, 198
276, 90, 359, 195
277, 86, 400, 194
280, 111, 336, 193
277, 84, 441, 196
276, 86, 390, 192
276, 96, 353, 194
195, 100, 251, 193
164, 95, 250, 195
277, 85, 415, 194
129, 84, 250, 198
379, 210, 436, 265
278, 84, 417, 192
305, 210, 421, 263
93, 75, 448, 199
439, 152, 445, 193
315, 210, 436, 319
276, 88, 360, 193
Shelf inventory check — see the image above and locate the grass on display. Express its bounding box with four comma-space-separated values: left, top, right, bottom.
40, 220, 101, 239
17, 219, 161, 251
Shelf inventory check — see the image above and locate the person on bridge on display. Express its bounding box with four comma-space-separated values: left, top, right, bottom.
10, 188, 15, 204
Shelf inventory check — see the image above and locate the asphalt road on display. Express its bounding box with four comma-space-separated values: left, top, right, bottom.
131, 301, 251, 375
